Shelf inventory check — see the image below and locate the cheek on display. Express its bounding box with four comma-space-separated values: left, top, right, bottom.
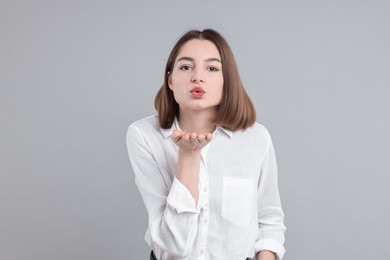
170, 75, 185, 91
170, 83, 185, 104
217, 79, 224, 98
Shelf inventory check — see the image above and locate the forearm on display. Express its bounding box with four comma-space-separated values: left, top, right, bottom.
175, 150, 201, 205
257, 250, 277, 260
147, 191, 199, 257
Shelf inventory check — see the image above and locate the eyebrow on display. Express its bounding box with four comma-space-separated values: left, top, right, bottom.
176, 56, 222, 63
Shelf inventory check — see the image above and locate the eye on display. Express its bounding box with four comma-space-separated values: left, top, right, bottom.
207, 66, 220, 72
179, 65, 193, 71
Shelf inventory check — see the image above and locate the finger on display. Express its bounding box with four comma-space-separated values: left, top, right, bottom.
189, 138, 199, 149
197, 134, 205, 141
172, 130, 183, 138
172, 135, 181, 144
197, 138, 208, 147
182, 132, 190, 140
172, 130, 184, 144
196, 133, 210, 147
190, 132, 198, 139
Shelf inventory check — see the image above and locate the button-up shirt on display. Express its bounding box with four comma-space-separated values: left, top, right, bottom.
126, 115, 286, 260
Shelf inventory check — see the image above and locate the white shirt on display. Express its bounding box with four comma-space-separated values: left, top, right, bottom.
126, 115, 286, 260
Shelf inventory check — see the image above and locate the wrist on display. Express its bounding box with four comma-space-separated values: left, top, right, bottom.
178, 149, 201, 159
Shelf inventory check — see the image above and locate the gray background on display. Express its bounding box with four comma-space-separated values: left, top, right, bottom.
1, 0, 389, 259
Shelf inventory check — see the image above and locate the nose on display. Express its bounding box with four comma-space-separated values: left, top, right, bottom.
191, 70, 205, 83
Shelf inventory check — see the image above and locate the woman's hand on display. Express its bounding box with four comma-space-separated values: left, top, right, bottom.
172, 130, 213, 154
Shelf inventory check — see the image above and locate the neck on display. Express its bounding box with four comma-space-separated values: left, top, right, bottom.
178, 108, 217, 134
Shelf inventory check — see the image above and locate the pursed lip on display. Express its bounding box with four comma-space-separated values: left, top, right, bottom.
190, 86, 205, 93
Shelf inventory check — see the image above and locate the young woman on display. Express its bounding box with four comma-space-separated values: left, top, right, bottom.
126, 29, 286, 260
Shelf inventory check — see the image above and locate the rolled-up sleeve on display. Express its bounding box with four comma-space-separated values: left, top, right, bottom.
126, 124, 200, 257
255, 131, 286, 259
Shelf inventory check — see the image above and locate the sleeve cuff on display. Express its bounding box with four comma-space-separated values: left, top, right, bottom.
166, 177, 200, 214
255, 238, 286, 259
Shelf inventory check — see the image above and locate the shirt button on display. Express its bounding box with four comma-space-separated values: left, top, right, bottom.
204, 218, 208, 224
203, 187, 207, 192
200, 249, 204, 255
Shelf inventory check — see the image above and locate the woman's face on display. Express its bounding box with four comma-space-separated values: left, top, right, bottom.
169, 39, 223, 114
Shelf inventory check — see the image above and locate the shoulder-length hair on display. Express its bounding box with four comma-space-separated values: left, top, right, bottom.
154, 29, 256, 131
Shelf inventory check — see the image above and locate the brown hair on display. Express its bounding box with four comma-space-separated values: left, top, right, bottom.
154, 29, 256, 131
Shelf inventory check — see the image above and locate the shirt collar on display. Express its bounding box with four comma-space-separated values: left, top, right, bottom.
159, 117, 233, 139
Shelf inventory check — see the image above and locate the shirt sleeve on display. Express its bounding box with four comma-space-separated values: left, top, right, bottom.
126, 123, 200, 258
255, 131, 286, 259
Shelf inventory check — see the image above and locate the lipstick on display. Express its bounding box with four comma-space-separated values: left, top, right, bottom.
190, 87, 205, 98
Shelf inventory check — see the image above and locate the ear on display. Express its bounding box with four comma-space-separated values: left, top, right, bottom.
167, 71, 173, 90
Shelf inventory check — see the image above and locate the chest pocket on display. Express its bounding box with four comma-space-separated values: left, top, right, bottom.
221, 177, 256, 227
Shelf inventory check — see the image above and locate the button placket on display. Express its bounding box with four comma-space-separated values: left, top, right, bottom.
198, 153, 209, 258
